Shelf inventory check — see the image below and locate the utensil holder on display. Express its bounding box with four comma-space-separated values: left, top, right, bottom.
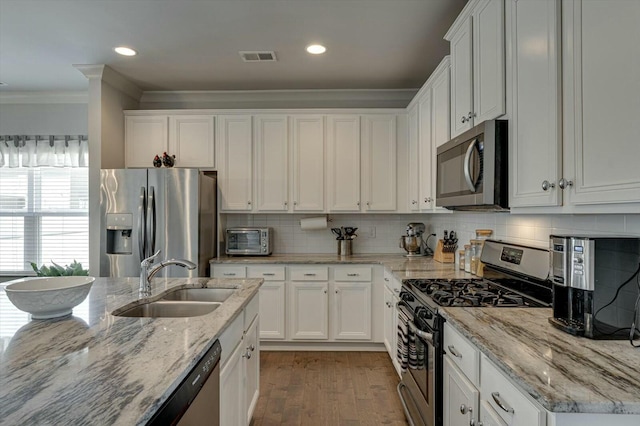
338, 240, 352, 257
434, 239, 456, 263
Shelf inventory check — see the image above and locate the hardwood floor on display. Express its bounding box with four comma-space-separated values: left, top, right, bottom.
250, 351, 408, 426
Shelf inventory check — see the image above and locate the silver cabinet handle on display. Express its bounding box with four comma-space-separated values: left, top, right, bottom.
223, 272, 236, 276
249, 344, 255, 351
394, 288, 400, 294
242, 350, 251, 359
384, 277, 389, 282
323, 289, 327, 294
347, 273, 359, 277
491, 392, 514, 414
468, 112, 476, 120
263, 273, 275, 276
411, 200, 417, 205
357, 201, 360, 207
335, 289, 339, 294
303, 273, 316, 276
448, 345, 462, 358
460, 404, 469, 414
461, 116, 467, 123
542, 180, 555, 191
559, 178, 573, 189
284, 201, 288, 206
366, 201, 370, 207
293, 201, 297, 206
247, 201, 251, 205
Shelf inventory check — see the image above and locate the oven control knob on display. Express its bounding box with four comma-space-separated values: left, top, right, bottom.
400, 292, 414, 302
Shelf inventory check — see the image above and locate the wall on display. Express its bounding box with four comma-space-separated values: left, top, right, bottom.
0, 103, 87, 134
224, 212, 640, 255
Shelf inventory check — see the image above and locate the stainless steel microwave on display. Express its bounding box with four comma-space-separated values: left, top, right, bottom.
225, 227, 273, 256
436, 120, 508, 210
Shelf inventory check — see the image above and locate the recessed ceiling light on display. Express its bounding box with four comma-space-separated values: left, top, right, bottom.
306, 44, 326, 55
114, 46, 137, 56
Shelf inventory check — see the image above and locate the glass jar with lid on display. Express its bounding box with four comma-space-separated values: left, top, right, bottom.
464, 244, 472, 273
475, 229, 493, 240
470, 239, 484, 275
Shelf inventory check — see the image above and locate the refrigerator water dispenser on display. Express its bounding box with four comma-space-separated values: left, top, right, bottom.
106, 213, 133, 255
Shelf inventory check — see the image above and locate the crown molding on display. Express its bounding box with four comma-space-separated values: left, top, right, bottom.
0, 91, 88, 104
74, 64, 143, 101
139, 88, 417, 109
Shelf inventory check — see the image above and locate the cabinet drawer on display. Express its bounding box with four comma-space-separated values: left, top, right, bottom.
333, 266, 372, 282
383, 269, 401, 293
212, 266, 247, 279
247, 266, 285, 281
480, 354, 546, 426
244, 293, 259, 330
219, 312, 244, 367
290, 266, 329, 281
443, 322, 480, 386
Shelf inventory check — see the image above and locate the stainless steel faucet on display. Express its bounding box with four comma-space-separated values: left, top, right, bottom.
140, 250, 197, 296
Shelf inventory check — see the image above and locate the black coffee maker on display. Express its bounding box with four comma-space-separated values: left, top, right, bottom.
549, 235, 640, 339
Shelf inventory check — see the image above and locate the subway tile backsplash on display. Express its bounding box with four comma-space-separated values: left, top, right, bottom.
223, 213, 640, 255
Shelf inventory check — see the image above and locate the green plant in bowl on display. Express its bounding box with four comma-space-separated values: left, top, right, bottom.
30, 260, 89, 277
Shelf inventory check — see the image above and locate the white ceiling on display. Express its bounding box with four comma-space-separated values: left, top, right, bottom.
0, 0, 467, 93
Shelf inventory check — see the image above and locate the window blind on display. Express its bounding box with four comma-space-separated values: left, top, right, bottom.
0, 167, 89, 275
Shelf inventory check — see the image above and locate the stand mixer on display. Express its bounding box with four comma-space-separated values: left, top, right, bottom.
399, 223, 433, 257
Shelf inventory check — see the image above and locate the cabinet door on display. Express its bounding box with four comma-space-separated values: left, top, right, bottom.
509, 0, 562, 208
288, 281, 328, 339
418, 91, 434, 211
245, 317, 260, 424
327, 115, 361, 211
383, 285, 395, 357
125, 116, 168, 168
473, 0, 506, 123
450, 16, 474, 137
258, 282, 286, 339
220, 338, 245, 426
332, 282, 371, 340
361, 115, 397, 211
218, 115, 253, 211
432, 61, 451, 149
563, 0, 640, 205
291, 116, 325, 211
443, 357, 479, 426
169, 115, 215, 168
255, 115, 288, 211
407, 105, 420, 211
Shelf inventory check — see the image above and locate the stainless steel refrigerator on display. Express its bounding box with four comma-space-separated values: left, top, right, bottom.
99, 168, 216, 278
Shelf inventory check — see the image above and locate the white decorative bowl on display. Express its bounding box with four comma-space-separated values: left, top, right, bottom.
4, 276, 95, 319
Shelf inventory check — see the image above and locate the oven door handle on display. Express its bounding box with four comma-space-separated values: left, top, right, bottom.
408, 320, 434, 345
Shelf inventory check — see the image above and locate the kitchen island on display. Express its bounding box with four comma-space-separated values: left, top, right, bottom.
0, 276, 262, 425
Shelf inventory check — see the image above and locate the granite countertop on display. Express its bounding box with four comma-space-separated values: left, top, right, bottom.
211, 253, 474, 280
439, 307, 640, 414
0, 276, 262, 425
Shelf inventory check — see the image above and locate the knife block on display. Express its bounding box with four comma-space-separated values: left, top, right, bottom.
434, 239, 456, 263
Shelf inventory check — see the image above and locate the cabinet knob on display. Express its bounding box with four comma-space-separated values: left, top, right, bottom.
284, 201, 288, 206
448, 345, 462, 358
468, 112, 476, 119
357, 201, 360, 207
558, 178, 574, 189
247, 201, 252, 205
411, 200, 417, 205
491, 392, 514, 414
460, 404, 469, 414
249, 344, 255, 352
293, 201, 298, 206
366, 201, 370, 207
393, 288, 399, 294
461, 116, 467, 123
324, 289, 327, 294
541, 180, 555, 191
335, 289, 339, 294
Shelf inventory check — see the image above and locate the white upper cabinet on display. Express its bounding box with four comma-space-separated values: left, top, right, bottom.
407, 56, 450, 212
125, 114, 215, 169
562, 0, 640, 205
446, 0, 505, 138
125, 115, 168, 168
254, 115, 289, 211
327, 115, 361, 212
407, 105, 420, 211
449, 16, 474, 137
361, 115, 397, 211
169, 115, 215, 168
509, 0, 562, 208
291, 115, 325, 212
218, 115, 253, 211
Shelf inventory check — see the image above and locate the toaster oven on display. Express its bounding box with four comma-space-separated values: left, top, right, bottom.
225, 227, 273, 256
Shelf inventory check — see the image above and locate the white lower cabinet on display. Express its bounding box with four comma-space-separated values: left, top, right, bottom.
332, 281, 371, 340
443, 357, 479, 426
248, 266, 286, 340
383, 270, 402, 376
479, 400, 508, 426
219, 294, 260, 426
288, 281, 329, 340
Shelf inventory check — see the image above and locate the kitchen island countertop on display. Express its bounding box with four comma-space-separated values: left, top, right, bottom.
0, 276, 262, 425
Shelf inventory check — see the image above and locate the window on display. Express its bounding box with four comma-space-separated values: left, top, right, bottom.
0, 167, 89, 275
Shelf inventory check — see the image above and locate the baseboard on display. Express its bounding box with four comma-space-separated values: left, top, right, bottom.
260, 341, 386, 352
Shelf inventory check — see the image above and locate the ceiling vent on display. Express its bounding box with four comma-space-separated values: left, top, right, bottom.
239, 51, 277, 62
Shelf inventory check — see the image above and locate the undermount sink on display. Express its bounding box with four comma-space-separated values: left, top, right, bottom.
159, 288, 236, 303
112, 287, 236, 318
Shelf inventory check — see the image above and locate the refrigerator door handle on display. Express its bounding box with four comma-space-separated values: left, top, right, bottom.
138, 186, 147, 262
147, 186, 156, 258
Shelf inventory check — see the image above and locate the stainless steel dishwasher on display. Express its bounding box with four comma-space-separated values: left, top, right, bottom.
148, 340, 221, 425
